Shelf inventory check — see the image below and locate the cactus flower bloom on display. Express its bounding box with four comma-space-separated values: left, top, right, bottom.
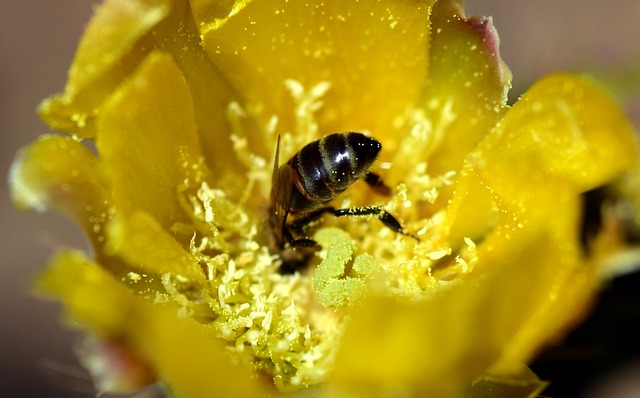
9, 0, 638, 396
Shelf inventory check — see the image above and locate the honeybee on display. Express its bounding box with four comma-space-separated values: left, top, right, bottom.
270, 132, 415, 260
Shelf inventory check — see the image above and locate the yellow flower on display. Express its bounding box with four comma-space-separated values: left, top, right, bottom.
9, 0, 639, 397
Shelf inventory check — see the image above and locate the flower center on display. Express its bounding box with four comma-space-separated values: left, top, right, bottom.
158, 81, 471, 391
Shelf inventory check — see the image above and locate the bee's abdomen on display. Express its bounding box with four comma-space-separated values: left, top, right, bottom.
291, 139, 334, 202
290, 132, 381, 205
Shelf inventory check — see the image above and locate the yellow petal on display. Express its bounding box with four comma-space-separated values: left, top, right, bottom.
447, 74, 638, 246
427, 0, 511, 167
444, 164, 498, 247
37, 250, 266, 398
477, 202, 592, 373
330, 209, 592, 396
391, 0, 511, 183
38, 0, 245, 186
196, 0, 434, 146
436, 76, 638, 378
105, 211, 206, 285
96, 51, 207, 230
475, 74, 637, 208
9, 135, 113, 251
148, 0, 250, 183
39, 0, 171, 136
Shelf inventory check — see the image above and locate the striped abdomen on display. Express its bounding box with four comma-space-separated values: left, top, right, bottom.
287, 132, 381, 213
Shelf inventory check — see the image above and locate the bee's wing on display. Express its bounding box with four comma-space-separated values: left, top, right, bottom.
271, 135, 293, 246
271, 163, 293, 246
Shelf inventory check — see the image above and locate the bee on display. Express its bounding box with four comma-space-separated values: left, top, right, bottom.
270, 132, 416, 263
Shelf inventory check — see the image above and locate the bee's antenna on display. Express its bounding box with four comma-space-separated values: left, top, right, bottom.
273, 135, 281, 176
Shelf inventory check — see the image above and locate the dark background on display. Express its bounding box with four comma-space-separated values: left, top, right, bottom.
1, 1, 638, 397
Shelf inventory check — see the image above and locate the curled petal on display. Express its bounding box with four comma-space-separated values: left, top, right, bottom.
9, 135, 113, 251
39, 0, 244, 183
475, 74, 637, 208
447, 74, 638, 246
391, 0, 511, 183
39, 0, 171, 136
96, 51, 208, 230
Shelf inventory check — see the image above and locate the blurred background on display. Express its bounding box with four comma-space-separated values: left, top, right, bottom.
1, 0, 638, 397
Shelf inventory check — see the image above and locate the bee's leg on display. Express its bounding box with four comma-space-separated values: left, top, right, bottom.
332, 206, 419, 241
363, 172, 392, 196
278, 228, 319, 274
285, 206, 342, 250
285, 210, 331, 249
282, 225, 320, 249
290, 238, 320, 248
288, 207, 335, 235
